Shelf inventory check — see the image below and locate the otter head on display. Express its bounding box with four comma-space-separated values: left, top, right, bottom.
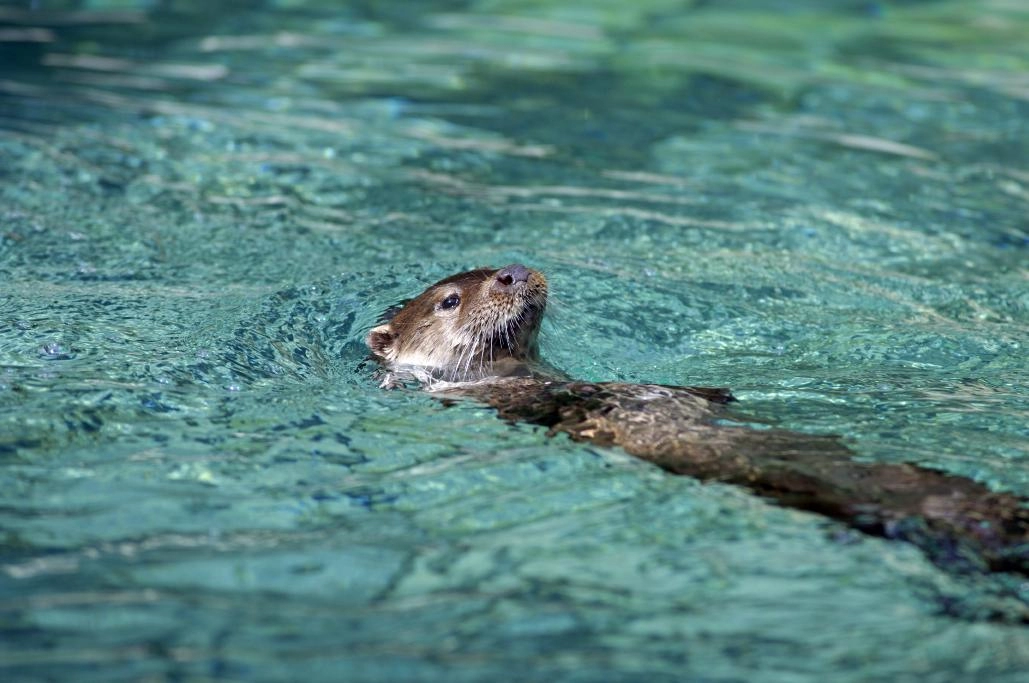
367, 264, 548, 384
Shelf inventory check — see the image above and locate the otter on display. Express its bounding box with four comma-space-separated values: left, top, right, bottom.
367, 264, 550, 387
368, 265, 1029, 594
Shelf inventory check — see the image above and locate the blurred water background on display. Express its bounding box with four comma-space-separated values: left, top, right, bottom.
1, 1, 1027, 680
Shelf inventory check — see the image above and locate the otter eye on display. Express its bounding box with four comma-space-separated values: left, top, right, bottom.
439, 293, 461, 311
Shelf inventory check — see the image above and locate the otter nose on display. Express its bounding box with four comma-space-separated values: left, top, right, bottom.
495, 264, 530, 287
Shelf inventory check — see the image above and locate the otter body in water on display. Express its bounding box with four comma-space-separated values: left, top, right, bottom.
368, 265, 1029, 590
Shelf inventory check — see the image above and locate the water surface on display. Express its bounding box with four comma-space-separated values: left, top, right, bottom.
1, 1, 1028, 680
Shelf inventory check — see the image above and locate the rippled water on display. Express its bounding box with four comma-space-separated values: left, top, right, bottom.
2, 1, 1028, 680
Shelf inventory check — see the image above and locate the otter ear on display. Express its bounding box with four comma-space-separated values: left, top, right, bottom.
366, 324, 395, 358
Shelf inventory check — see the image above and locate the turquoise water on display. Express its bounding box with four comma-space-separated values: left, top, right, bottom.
2, 1, 1028, 680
